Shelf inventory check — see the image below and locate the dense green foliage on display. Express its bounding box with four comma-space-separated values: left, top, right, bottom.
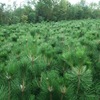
0, 19, 100, 100
1, 0, 100, 24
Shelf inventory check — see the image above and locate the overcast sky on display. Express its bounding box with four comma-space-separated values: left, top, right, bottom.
0, 0, 100, 5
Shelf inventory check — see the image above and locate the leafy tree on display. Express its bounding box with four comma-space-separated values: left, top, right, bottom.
0, 3, 6, 24
35, 0, 54, 21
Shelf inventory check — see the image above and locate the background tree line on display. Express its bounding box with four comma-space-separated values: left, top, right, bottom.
0, 0, 100, 24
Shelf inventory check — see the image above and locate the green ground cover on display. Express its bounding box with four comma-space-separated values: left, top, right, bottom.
0, 19, 100, 100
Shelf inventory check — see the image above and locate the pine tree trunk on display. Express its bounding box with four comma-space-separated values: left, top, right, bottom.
8, 80, 11, 100
61, 94, 64, 100
77, 75, 81, 94
50, 93, 52, 100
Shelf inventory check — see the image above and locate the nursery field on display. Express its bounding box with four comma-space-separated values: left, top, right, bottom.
0, 19, 100, 100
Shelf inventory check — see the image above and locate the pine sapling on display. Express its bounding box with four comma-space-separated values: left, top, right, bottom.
48, 86, 53, 100
60, 85, 67, 100
6, 73, 11, 100
77, 68, 81, 94
20, 79, 25, 100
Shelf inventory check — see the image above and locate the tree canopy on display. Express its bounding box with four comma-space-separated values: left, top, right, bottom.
0, 0, 100, 24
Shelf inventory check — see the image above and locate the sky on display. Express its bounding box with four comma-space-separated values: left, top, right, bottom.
70, 0, 100, 4
0, 0, 100, 6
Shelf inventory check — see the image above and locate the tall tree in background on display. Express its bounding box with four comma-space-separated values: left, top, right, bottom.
0, 3, 5, 24
35, 0, 54, 21
55, 0, 68, 20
